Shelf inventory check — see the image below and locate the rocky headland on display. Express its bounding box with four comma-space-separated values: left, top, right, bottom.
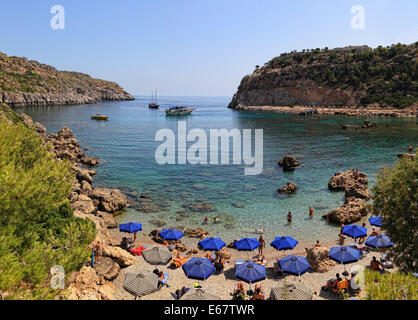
228, 43, 418, 117
0, 51, 134, 108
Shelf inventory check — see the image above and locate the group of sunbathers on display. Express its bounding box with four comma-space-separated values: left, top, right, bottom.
233, 282, 265, 300
205, 252, 225, 272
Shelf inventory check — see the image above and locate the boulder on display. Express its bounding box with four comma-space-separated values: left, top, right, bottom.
97, 211, 118, 229
82, 157, 100, 166
80, 180, 93, 195
175, 242, 187, 252
323, 197, 368, 224
328, 169, 368, 191
90, 188, 128, 213
72, 195, 96, 215
102, 245, 135, 267
184, 228, 209, 239
278, 155, 301, 171
305, 246, 336, 272
149, 220, 167, 228
94, 257, 120, 281
397, 153, 416, 160
73, 166, 93, 184
345, 183, 370, 199
277, 182, 297, 194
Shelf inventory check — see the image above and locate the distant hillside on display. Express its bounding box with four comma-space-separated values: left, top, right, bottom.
229, 42, 418, 109
0, 52, 134, 107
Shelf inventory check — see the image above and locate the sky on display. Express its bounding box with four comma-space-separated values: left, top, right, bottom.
0, 0, 417, 97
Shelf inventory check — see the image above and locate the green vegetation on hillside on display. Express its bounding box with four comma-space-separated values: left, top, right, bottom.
0, 108, 96, 299
263, 42, 418, 108
371, 154, 417, 272
364, 269, 417, 300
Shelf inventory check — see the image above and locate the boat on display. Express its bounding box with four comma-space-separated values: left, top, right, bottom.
149, 90, 160, 109
165, 105, 196, 116
91, 113, 108, 120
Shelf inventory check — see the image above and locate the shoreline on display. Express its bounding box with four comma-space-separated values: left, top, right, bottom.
232, 104, 418, 118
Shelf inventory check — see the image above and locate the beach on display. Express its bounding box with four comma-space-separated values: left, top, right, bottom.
109, 224, 391, 300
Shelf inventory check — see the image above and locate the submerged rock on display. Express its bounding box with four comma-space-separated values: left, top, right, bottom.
182, 200, 217, 213
232, 202, 245, 208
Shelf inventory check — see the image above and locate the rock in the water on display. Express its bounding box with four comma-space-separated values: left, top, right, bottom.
184, 228, 209, 239
94, 257, 120, 281
182, 200, 216, 212
345, 183, 370, 199
277, 182, 297, 194
323, 197, 368, 224
102, 246, 135, 267
328, 169, 368, 191
305, 246, 336, 272
149, 220, 167, 227
82, 157, 100, 166
397, 153, 415, 160
232, 202, 245, 208
278, 155, 301, 171
90, 188, 128, 213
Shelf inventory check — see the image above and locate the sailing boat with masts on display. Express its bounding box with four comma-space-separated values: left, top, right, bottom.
148, 90, 160, 109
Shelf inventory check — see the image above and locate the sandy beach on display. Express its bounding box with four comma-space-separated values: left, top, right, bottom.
109, 223, 392, 300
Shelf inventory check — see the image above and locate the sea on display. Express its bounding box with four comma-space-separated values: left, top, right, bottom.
16, 96, 418, 245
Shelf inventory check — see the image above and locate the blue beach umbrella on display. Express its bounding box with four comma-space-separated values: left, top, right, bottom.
278, 255, 311, 276
342, 225, 367, 239
329, 246, 361, 264
159, 229, 184, 240
235, 261, 266, 284
234, 238, 261, 251
369, 216, 383, 227
271, 236, 298, 251
119, 222, 142, 233
365, 235, 394, 248
198, 237, 226, 251
182, 258, 215, 280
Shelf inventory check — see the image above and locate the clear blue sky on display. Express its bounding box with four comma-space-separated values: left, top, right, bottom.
0, 0, 417, 96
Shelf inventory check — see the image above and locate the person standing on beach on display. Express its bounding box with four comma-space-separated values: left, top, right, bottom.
133, 232, 137, 243
309, 207, 314, 218
287, 212, 292, 223
258, 236, 266, 255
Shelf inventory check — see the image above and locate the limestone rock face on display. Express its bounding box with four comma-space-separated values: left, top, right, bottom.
97, 211, 118, 229
184, 228, 209, 239
90, 188, 128, 213
72, 195, 96, 215
278, 182, 297, 194
323, 197, 368, 224
65, 266, 115, 300
102, 246, 135, 267
305, 246, 336, 272
278, 155, 301, 171
94, 257, 120, 281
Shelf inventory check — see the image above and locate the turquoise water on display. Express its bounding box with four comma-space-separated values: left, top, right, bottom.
17, 96, 418, 244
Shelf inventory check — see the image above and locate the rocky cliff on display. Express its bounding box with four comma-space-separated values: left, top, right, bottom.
0, 51, 134, 107
229, 42, 418, 110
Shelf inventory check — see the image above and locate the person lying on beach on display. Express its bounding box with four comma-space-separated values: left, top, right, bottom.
370, 228, 380, 236
370, 256, 385, 272
255, 254, 266, 265
251, 287, 265, 300
158, 271, 169, 288
322, 273, 342, 291
163, 240, 175, 251
235, 282, 245, 294
205, 251, 217, 262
